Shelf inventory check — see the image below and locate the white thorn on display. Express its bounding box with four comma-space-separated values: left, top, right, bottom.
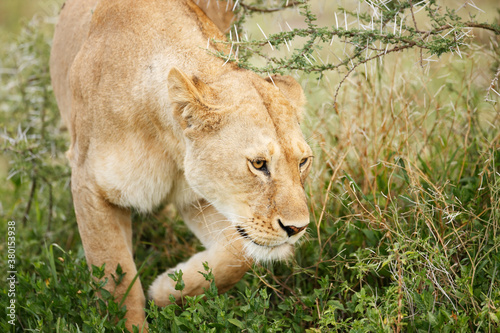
380, 12, 383, 34
357, 2, 361, 29
414, 2, 429, 14
315, 50, 325, 65
257, 23, 274, 50
234, 26, 240, 43
257, 23, 267, 38
304, 54, 313, 65
232, 0, 239, 11
268, 73, 277, 87
441, 27, 456, 38
468, 1, 485, 13
222, 42, 234, 66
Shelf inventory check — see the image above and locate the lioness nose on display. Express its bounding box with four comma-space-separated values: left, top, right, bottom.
278, 219, 307, 237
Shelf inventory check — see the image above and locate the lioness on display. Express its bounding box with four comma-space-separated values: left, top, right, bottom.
50, 0, 312, 330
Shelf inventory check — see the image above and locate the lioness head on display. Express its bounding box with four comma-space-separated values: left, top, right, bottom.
169, 68, 312, 262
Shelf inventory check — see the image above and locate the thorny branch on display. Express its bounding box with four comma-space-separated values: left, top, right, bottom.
216, 0, 500, 104
239, 0, 302, 13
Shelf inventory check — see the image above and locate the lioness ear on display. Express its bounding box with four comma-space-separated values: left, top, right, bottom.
168, 67, 223, 131
266, 75, 306, 108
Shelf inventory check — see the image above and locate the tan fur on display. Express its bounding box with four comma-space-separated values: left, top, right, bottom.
50, 0, 312, 330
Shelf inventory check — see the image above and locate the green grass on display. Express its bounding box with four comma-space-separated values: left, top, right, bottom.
1, 4, 500, 333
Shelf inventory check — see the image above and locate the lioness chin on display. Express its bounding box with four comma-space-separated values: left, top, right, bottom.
50, 0, 312, 330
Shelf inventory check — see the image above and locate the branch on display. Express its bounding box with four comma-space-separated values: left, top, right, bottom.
422, 22, 500, 36
461, 22, 500, 35
238, 0, 302, 13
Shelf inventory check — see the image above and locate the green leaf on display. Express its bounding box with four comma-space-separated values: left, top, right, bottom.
228, 318, 245, 329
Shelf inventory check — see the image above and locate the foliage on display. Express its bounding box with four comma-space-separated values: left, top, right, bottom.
0, 245, 128, 332
0, 12, 72, 246
1, 1, 500, 332
146, 263, 290, 332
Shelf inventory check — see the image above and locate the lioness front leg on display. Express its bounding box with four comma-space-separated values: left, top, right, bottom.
71, 170, 147, 331
149, 201, 251, 306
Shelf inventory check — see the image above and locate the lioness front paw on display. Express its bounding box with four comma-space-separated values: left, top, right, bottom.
148, 269, 181, 307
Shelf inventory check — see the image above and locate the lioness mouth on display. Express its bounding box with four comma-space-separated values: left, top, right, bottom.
236, 225, 270, 247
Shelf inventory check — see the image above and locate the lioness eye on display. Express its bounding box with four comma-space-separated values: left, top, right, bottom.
252, 160, 266, 170
299, 157, 308, 168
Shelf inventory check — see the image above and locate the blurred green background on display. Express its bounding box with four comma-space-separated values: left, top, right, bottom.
0, 0, 41, 36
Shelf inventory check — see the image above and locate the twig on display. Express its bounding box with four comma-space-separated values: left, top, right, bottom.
396, 251, 404, 333
408, 0, 424, 68
408, 0, 422, 33
485, 65, 500, 102
316, 151, 348, 249
333, 41, 417, 105
419, 22, 500, 37
238, 0, 302, 13
22, 175, 37, 226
